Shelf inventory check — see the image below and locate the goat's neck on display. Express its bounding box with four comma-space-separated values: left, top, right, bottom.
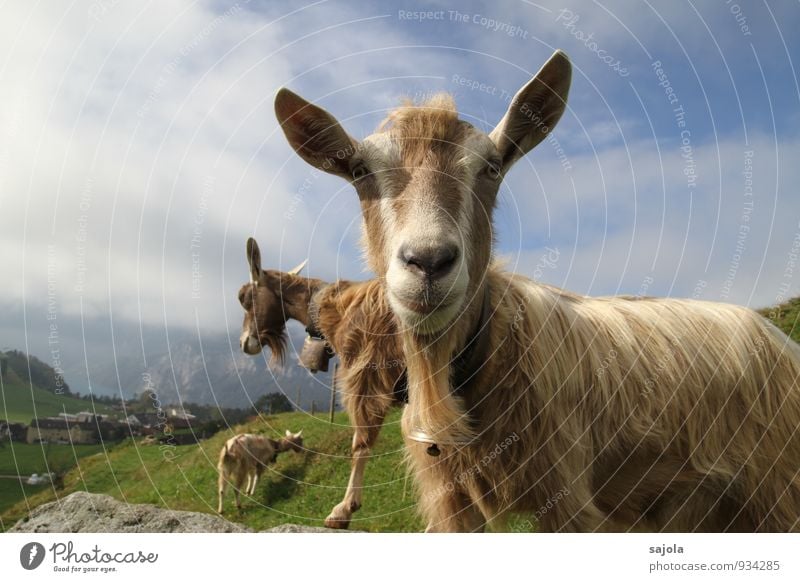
278, 275, 325, 328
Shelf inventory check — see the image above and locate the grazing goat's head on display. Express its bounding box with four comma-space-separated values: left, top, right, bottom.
275, 51, 571, 335
238, 237, 308, 364
281, 429, 304, 452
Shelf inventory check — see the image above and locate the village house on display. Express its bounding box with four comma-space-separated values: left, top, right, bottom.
27, 417, 99, 444
1, 419, 28, 442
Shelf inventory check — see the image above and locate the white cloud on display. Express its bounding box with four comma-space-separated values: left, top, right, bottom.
1, 0, 797, 350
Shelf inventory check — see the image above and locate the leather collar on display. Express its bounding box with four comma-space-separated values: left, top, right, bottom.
451, 284, 492, 397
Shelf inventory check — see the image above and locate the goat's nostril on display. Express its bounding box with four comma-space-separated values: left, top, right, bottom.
399, 244, 458, 279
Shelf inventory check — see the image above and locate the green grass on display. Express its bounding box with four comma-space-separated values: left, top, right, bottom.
0, 481, 49, 527
0, 376, 115, 424
0, 443, 107, 475
760, 297, 800, 343
2, 409, 426, 532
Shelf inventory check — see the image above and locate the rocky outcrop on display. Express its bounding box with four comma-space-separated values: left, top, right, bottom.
9, 491, 352, 533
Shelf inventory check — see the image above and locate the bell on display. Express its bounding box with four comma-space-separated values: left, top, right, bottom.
299, 336, 331, 372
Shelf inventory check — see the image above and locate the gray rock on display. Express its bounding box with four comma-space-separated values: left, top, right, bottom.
263, 523, 353, 533
9, 491, 358, 533
9, 491, 251, 533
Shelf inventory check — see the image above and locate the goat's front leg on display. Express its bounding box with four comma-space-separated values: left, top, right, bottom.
324, 419, 384, 529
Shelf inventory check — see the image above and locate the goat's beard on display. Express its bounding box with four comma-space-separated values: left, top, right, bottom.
260, 328, 288, 368
401, 332, 475, 444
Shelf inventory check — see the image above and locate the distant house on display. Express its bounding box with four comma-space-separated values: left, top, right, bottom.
7, 422, 27, 442
27, 417, 98, 445
58, 411, 109, 423
169, 408, 196, 421
1, 420, 29, 443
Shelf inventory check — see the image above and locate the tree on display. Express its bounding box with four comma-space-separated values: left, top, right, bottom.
254, 392, 293, 415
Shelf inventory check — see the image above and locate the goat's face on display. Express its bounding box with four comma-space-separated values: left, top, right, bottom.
275, 51, 571, 335
283, 429, 304, 452
238, 238, 306, 364
238, 279, 285, 357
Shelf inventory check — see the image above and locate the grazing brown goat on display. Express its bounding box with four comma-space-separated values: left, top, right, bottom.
274, 49, 800, 532
217, 430, 303, 513
238, 237, 405, 528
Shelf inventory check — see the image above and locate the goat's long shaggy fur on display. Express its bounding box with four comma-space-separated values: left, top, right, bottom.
404, 267, 800, 532
314, 280, 402, 431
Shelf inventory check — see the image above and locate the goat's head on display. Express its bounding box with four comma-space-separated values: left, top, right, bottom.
275, 51, 571, 335
282, 429, 304, 452
238, 237, 308, 364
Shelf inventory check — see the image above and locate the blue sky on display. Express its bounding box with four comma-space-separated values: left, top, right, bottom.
1, 0, 799, 346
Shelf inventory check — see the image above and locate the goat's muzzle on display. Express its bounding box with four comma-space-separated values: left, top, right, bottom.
240, 336, 262, 355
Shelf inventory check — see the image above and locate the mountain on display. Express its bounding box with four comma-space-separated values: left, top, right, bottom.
0, 307, 336, 412
128, 333, 337, 410
0, 352, 115, 423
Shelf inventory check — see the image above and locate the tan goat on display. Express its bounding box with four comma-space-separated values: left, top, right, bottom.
238, 238, 405, 528
217, 430, 303, 513
275, 50, 800, 532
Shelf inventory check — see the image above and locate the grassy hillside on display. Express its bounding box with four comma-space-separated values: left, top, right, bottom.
760, 297, 800, 343
0, 443, 106, 475
1, 409, 425, 532
0, 443, 108, 519
0, 373, 115, 424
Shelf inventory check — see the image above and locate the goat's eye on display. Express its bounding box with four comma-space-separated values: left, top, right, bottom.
351, 163, 370, 181
485, 161, 501, 180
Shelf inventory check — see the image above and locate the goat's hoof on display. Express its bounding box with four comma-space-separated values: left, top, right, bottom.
324, 516, 351, 530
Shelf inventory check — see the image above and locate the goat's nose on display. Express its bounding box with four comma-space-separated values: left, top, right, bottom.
399, 244, 459, 280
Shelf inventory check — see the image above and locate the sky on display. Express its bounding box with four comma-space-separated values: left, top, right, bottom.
1, 0, 799, 364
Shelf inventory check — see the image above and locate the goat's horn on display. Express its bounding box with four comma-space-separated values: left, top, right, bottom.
288, 259, 308, 275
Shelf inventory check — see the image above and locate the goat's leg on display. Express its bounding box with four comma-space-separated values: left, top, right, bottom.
324, 418, 385, 529
234, 473, 245, 511
217, 471, 227, 514
248, 470, 260, 496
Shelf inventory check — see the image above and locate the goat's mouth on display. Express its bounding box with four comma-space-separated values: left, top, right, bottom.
389, 289, 465, 334
396, 296, 444, 315
241, 335, 263, 355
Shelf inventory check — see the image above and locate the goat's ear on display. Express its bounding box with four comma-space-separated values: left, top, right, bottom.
246, 238, 262, 285
275, 88, 357, 178
288, 259, 308, 276
285, 429, 292, 437
489, 50, 571, 171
